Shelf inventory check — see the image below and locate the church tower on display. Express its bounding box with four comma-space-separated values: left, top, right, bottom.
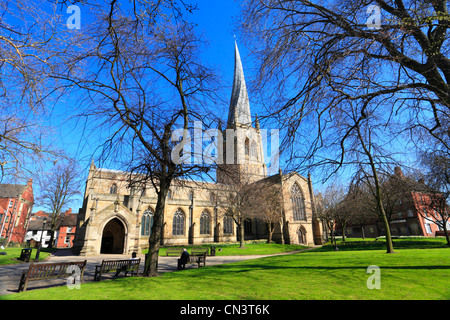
217, 42, 267, 185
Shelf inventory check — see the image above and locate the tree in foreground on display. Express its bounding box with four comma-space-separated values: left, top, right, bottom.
236, 0, 450, 252
56, 0, 220, 276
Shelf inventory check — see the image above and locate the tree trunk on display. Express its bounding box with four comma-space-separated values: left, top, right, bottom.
239, 220, 245, 248
48, 230, 55, 249
356, 126, 394, 253
143, 183, 169, 277
443, 222, 450, 246
267, 222, 274, 244
379, 206, 394, 253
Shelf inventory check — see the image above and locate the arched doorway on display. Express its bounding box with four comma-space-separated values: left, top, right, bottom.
101, 218, 125, 254
298, 226, 307, 245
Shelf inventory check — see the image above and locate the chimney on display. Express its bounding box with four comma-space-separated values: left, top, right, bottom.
418, 178, 425, 184
394, 166, 404, 178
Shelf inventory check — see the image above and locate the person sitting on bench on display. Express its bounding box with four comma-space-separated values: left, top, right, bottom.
177, 248, 189, 270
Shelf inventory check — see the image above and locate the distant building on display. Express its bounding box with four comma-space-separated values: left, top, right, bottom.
54, 211, 77, 248
25, 209, 77, 248
25, 214, 52, 248
0, 179, 34, 244
336, 167, 449, 238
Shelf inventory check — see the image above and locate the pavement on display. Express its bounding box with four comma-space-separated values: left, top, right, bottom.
0, 249, 291, 296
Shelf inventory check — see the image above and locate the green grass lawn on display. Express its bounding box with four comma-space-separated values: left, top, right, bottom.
4, 244, 449, 300
0, 247, 52, 266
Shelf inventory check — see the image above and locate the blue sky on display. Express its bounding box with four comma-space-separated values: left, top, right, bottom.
29, 0, 408, 213
33, 1, 268, 212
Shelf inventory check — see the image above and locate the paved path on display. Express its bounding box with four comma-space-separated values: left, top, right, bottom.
0, 248, 314, 296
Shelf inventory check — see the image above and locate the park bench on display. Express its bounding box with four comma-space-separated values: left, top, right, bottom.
18, 260, 87, 292
188, 248, 207, 267
166, 247, 183, 256
94, 258, 141, 281
191, 247, 209, 256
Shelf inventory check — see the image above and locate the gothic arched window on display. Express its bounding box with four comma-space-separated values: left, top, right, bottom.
245, 138, 250, 158
244, 218, 252, 234
291, 183, 306, 221
141, 208, 154, 236
250, 140, 258, 160
200, 211, 211, 235
173, 209, 185, 236
223, 216, 234, 234
110, 183, 117, 194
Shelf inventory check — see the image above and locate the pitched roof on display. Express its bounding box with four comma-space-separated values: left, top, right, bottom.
0, 183, 26, 198
55, 214, 77, 228
27, 218, 52, 231
390, 166, 435, 193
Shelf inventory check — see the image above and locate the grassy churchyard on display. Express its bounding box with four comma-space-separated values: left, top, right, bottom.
0, 247, 52, 266
1, 238, 449, 300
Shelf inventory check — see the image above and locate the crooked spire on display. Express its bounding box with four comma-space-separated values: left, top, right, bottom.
228, 42, 252, 128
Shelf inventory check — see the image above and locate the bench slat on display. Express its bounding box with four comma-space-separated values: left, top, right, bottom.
94, 259, 141, 281
166, 248, 183, 256
18, 260, 87, 292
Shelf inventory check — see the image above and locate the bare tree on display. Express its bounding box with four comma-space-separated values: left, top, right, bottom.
220, 175, 257, 248
238, 0, 450, 152
418, 152, 450, 245
54, 1, 221, 276
342, 183, 379, 239
253, 182, 283, 244
37, 159, 81, 248
316, 183, 346, 250
0, 0, 72, 180
237, 0, 450, 253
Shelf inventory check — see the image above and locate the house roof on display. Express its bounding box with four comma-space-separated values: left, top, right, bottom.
0, 184, 26, 198
55, 214, 77, 228
27, 218, 52, 231
390, 166, 436, 194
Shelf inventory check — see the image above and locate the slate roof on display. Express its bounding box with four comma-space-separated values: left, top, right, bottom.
55, 214, 77, 228
27, 218, 52, 231
0, 184, 26, 198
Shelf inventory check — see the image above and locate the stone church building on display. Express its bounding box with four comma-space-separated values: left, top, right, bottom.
73, 43, 324, 255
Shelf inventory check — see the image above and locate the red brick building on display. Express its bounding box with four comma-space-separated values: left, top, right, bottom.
336, 167, 449, 238
55, 210, 77, 248
0, 179, 34, 244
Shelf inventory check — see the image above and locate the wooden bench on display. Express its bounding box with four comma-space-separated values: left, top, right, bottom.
188, 248, 207, 267
18, 260, 87, 292
166, 247, 183, 256
94, 258, 141, 281
192, 247, 209, 256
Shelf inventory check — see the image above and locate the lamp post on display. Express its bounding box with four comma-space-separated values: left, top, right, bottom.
35, 217, 47, 261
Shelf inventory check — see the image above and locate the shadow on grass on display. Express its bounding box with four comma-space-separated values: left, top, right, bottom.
204, 264, 450, 273
314, 239, 449, 252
